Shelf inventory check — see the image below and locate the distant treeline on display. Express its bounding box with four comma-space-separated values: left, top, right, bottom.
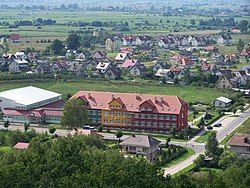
0, 18, 56, 28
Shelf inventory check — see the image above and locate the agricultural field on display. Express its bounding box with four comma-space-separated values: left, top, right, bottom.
0, 79, 231, 103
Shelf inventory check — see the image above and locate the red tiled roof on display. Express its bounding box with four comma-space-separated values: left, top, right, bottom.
13, 142, 29, 150
9, 34, 20, 41
71, 91, 187, 114
228, 135, 250, 147
121, 59, 139, 68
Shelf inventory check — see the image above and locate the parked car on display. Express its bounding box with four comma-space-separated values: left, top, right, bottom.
207, 126, 213, 130
83, 125, 95, 130
214, 123, 222, 127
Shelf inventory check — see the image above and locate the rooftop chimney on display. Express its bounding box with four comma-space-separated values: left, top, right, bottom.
87, 93, 91, 99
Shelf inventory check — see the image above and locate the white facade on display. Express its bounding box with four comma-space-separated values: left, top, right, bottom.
214, 97, 232, 108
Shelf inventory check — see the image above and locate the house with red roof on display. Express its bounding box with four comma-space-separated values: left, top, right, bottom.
9, 34, 20, 43
176, 57, 194, 68
13, 142, 29, 150
71, 91, 188, 132
121, 59, 140, 69
201, 62, 218, 73
228, 135, 250, 157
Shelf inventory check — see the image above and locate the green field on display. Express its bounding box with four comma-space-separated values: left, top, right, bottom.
0, 80, 230, 103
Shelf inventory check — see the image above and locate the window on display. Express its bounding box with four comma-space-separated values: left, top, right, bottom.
130, 146, 136, 151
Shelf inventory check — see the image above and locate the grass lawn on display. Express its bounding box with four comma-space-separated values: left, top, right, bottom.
188, 112, 203, 122
163, 148, 195, 168
0, 80, 230, 104
220, 118, 250, 145
0, 146, 12, 153
195, 131, 216, 143
173, 163, 196, 177
199, 167, 223, 173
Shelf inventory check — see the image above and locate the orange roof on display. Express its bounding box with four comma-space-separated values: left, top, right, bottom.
71, 91, 187, 114
13, 142, 29, 150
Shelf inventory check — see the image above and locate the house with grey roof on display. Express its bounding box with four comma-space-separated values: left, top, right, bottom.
214, 96, 232, 108
119, 134, 160, 161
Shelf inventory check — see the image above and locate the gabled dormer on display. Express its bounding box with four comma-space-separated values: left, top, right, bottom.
108, 97, 124, 110
139, 99, 155, 112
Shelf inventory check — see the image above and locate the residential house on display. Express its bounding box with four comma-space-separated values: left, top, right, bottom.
152, 61, 169, 72
136, 35, 153, 46
27, 52, 39, 62
121, 59, 140, 69
104, 67, 122, 80
115, 53, 130, 64
122, 35, 137, 46
13, 142, 29, 150
15, 52, 27, 60
92, 51, 106, 60
120, 47, 135, 56
170, 67, 186, 79
155, 69, 173, 80
158, 38, 175, 49
217, 35, 232, 45
234, 70, 250, 86
10, 59, 29, 71
129, 64, 147, 77
240, 48, 250, 59
105, 36, 122, 51
34, 61, 51, 74
228, 135, 250, 157
66, 50, 78, 59
83, 59, 99, 70
96, 61, 112, 74
214, 97, 232, 108
67, 63, 86, 77
201, 62, 218, 73
217, 76, 239, 89
176, 57, 194, 68
204, 46, 218, 53
77, 52, 86, 60
9, 34, 20, 43
212, 53, 225, 65
8, 60, 20, 73
50, 61, 69, 74
120, 134, 161, 161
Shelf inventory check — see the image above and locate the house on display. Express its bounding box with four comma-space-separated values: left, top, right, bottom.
34, 60, 51, 74
66, 50, 78, 59
158, 38, 175, 49
67, 63, 86, 77
120, 134, 161, 161
9, 34, 20, 43
152, 61, 169, 72
228, 135, 250, 157
136, 35, 153, 46
176, 57, 194, 68
120, 47, 135, 55
122, 35, 136, 46
115, 53, 130, 64
71, 91, 189, 132
170, 67, 186, 79
121, 59, 139, 69
92, 51, 106, 60
50, 61, 69, 73
204, 46, 218, 53
83, 59, 99, 69
214, 97, 232, 108
27, 52, 39, 62
9, 59, 29, 71
217, 76, 238, 89
212, 53, 225, 65
155, 69, 173, 80
15, 52, 27, 60
231, 28, 241, 34
96, 61, 112, 74
77, 52, 86, 60
8, 60, 20, 73
129, 64, 147, 77
240, 48, 250, 58
104, 67, 122, 80
234, 70, 250, 86
13, 142, 29, 150
217, 35, 232, 45
105, 36, 122, 51
201, 62, 218, 73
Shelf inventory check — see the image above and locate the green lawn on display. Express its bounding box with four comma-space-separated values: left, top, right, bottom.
195, 131, 216, 143
0, 80, 230, 104
220, 118, 250, 145
0, 146, 12, 153
163, 148, 195, 168
173, 163, 196, 177
188, 112, 203, 122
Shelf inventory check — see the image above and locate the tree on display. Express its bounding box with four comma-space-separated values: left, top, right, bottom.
165, 137, 171, 148
238, 20, 249, 32
237, 38, 245, 52
49, 126, 56, 135
97, 125, 103, 132
50, 39, 64, 55
66, 93, 72, 100
198, 117, 205, 128
66, 33, 81, 50
61, 99, 90, 129
219, 150, 237, 169
190, 19, 196, 26
205, 131, 219, 157
23, 123, 29, 132
194, 154, 205, 169
116, 130, 123, 142
170, 127, 176, 137
3, 120, 10, 129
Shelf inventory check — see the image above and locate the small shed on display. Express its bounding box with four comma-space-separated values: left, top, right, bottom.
214, 96, 232, 108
